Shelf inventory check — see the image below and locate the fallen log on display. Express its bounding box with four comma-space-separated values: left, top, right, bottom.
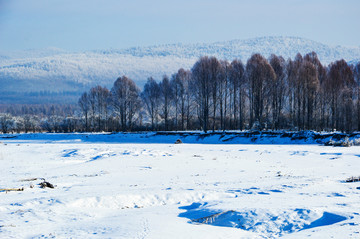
345, 176, 360, 183
39, 181, 55, 189
0, 188, 24, 193
19, 177, 44, 182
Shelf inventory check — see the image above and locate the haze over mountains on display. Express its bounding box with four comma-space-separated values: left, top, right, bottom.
1, 36, 360, 104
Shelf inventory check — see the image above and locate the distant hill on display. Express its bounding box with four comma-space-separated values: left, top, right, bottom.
106, 36, 360, 62
1, 36, 360, 104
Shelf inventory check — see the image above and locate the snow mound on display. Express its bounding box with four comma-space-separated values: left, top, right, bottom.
68, 192, 222, 210
179, 203, 348, 238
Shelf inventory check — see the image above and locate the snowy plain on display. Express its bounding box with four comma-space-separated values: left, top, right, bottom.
0, 133, 360, 238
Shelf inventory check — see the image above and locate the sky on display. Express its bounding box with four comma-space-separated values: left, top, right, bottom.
0, 0, 359, 52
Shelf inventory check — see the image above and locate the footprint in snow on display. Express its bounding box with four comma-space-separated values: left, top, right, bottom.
62, 149, 78, 157
88, 152, 116, 162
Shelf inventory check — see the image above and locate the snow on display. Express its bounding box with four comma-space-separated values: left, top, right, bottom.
1, 36, 360, 93
1, 131, 358, 146
0, 133, 359, 238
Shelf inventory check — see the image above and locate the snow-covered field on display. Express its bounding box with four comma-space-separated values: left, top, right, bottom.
1, 133, 360, 238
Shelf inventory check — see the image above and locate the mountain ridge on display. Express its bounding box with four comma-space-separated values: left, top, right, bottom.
1, 36, 359, 104
93, 36, 360, 61
2, 36, 360, 62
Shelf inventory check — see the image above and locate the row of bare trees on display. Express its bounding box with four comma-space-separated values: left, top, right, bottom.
1, 52, 360, 133
74, 52, 360, 133
188, 53, 360, 132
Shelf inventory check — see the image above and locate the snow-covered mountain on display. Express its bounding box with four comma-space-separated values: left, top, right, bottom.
1, 36, 360, 104
102, 36, 360, 62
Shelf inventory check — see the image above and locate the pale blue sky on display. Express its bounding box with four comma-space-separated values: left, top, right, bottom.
0, 0, 359, 51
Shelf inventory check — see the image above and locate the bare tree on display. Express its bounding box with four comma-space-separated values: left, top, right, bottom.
246, 54, 276, 129
88, 86, 110, 131
354, 62, 360, 131
269, 54, 287, 129
209, 57, 222, 131
218, 60, 230, 131
171, 69, 192, 130
111, 76, 141, 131
141, 77, 161, 130
159, 75, 173, 130
191, 57, 212, 132
88, 88, 97, 131
304, 52, 327, 131
287, 53, 303, 129
326, 60, 355, 132
78, 92, 90, 131
229, 59, 246, 130
299, 60, 319, 129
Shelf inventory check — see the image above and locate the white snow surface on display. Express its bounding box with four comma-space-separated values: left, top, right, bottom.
0, 133, 360, 238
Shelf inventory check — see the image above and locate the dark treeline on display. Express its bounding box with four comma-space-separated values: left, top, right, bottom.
1, 52, 360, 133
